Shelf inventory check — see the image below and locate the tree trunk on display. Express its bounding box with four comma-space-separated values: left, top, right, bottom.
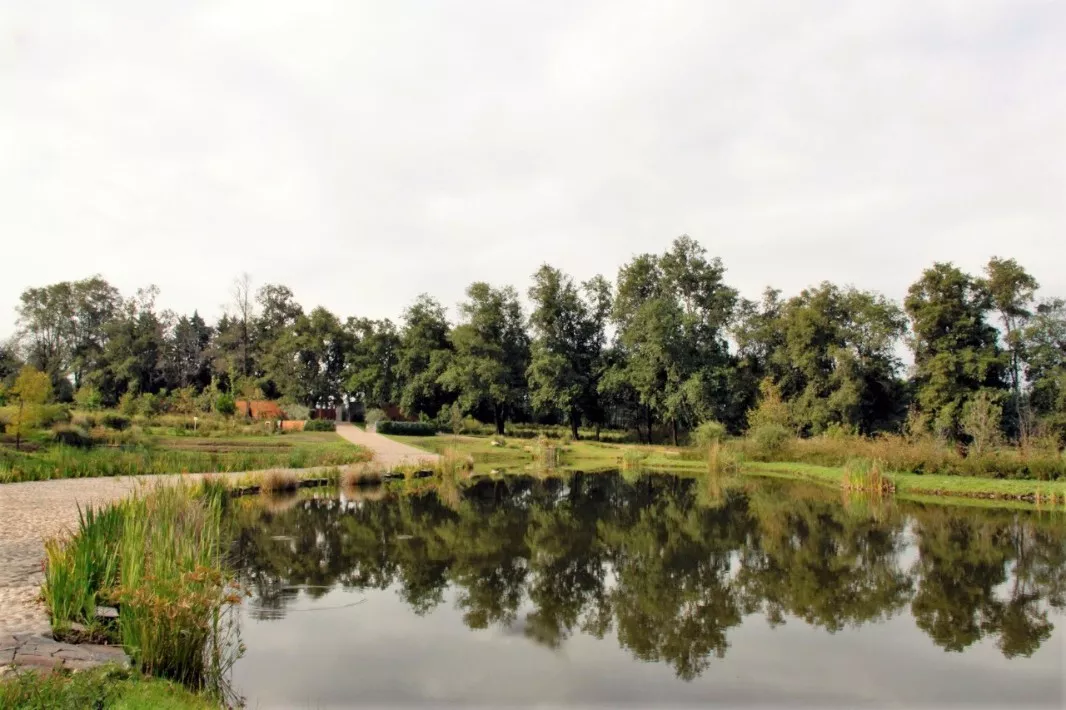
570, 412, 580, 441
494, 405, 505, 435
671, 419, 678, 447
645, 407, 653, 445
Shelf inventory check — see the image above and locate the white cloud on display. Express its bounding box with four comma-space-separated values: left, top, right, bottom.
2, 0, 1064, 335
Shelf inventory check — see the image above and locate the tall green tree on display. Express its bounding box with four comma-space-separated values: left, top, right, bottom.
744, 283, 906, 435
612, 236, 737, 444
982, 257, 1039, 437
904, 263, 1006, 438
6, 365, 52, 450
527, 266, 611, 438
15, 276, 121, 393
345, 317, 401, 410
441, 283, 530, 434
255, 284, 305, 398
1022, 298, 1066, 440
96, 287, 167, 401
396, 295, 454, 420
162, 312, 213, 390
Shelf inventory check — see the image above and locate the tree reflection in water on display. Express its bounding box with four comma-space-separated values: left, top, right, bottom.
227, 473, 1066, 679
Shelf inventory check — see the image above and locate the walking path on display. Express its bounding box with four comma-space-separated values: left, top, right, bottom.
0, 425, 435, 638
335, 423, 440, 468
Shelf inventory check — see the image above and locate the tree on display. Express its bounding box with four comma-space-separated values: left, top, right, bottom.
904, 263, 1006, 439
162, 312, 213, 390
345, 317, 400, 411
1022, 298, 1066, 441
440, 283, 530, 435
527, 265, 611, 439
746, 283, 906, 435
612, 236, 737, 444
396, 295, 454, 420
229, 272, 256, 379
6, 365, 51, 450
255, 284, 304, 398
983, 257, 1039, 437
95, 287, 168, 402
0, 339, 22, 391
15, 276, 121, 392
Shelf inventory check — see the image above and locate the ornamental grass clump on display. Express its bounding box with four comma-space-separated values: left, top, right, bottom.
841, 458, 895, 495
41, 484, 244, 696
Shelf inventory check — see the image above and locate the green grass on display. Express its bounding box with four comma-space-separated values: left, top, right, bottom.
386, 434, 712, 474
390, 433, 1066, 508
0, 432, 369, 483
747, 460, 1066, 504
42, 482, 242, 695
0, 666, 218, 709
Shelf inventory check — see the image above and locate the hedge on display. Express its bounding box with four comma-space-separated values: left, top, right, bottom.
375, 420, 437, 436
304, 419, 337, 432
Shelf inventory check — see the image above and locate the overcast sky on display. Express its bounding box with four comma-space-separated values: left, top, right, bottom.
2, 1, 1064, 338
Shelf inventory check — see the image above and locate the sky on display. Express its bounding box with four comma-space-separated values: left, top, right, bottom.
2, 1, 1065, 339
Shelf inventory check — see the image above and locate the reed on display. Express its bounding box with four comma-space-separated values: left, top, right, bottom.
841, 458, 895, 495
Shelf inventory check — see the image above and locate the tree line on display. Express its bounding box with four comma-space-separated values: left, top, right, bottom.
3, 236, 1064, 443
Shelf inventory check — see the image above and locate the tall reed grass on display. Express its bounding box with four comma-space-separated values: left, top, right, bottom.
841, 458, 896, 495
42, 484, 244, 697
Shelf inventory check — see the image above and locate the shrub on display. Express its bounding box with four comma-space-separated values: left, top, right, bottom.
376, 420, 437, 436
692, 420, 727, 449
136, 392, 163, 418
52, 424, 95, 449
962, 390, 1003, 456
101, 413, 131, 431
749, 423, 792, 459
281, 402, 310, 421
304, 419, 337, 432
73, 385, 103, 411
365, 408, 387, 428
118, 392, 138, 416
214, 393, 236, 417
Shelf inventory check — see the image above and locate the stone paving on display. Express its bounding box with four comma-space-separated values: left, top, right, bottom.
1, 632, 130, 675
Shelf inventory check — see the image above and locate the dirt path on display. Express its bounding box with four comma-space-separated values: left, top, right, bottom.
335, 423, 440, 468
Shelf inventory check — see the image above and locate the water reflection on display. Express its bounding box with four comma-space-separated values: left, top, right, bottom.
227, 473, 1066, 681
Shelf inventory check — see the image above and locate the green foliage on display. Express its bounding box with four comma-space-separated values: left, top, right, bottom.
962, 390, 1004, 455
52, 424, 94, 449
73, 384, 103, 410
692, 420, 727, 449
303, 418, 337, 432
396, 294, 455, 420
119, 391, 138, 416
0, 666, 217, 710
376, 420, 437, 436
746, 378, 791, 430
365, 408, 387, 427
905, 262, 1006, 438
103, 412, 131, 430
280, 402, 310, 421
5, 365, 53, 445
439, 282, 530, 435
749, 424, 792, 459
214, 393, 235, 417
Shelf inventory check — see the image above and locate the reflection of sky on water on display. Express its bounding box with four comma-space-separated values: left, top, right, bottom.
234, 584, 1063, 708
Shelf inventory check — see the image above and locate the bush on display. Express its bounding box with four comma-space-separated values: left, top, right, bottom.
52, 424, 95, 449
73, 385, 103, 411
692, 420, 727, 449
137, 392, 163, 418
281, 402, 310, 421
214, 393, 236, 417
749, 423, 792, 459
102, 413, 131, 431
118, 392, 138, 416
304, 419, 336, 432
365, 408, 387, 428
71, 413, 98, 429
376, 420, 437, 436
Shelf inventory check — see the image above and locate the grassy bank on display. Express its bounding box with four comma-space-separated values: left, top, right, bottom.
42, 481, 242, 699
0, 432, 369, 483
0, 665, 217, 710
746, 460, 1066, 504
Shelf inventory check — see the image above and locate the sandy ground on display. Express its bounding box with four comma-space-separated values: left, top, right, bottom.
335, 423, 440, 468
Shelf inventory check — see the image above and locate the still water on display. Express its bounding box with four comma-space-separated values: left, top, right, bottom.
226, 473, 1066, 708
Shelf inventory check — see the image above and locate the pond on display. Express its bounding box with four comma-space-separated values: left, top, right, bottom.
225, 473, 1066, 707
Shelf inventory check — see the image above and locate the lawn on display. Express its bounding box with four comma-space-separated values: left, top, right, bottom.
0, 432, 370, 483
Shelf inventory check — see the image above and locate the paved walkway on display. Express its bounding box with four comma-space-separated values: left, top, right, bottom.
0, 427, 437, 637
335, 423, 440, 468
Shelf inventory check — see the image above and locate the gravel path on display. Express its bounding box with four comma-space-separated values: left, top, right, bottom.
335, 423, 440, 468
